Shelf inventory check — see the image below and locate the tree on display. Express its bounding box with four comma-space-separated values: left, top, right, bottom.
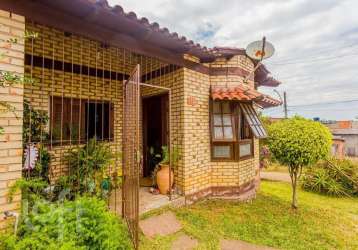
267, 116, 332, 208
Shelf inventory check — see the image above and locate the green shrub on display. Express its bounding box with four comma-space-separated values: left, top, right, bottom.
63, 139, 120, 199
267, 116, 332, 208
1, 196, 132, 250
302, 158, 358, 197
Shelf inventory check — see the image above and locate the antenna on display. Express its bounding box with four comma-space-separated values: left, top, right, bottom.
244, 37, 275, 82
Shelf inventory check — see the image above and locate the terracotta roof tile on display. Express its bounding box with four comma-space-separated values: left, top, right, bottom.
211, 85, 281, 108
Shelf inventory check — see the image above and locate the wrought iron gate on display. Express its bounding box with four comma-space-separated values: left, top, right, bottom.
122, 64, 141, 249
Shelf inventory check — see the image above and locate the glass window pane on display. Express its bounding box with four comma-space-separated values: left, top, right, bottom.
222, 102, 230, 113
239, 142, 252, 157
214, 127, 223, 139
240, 103, 267, 138
223, 126, 234, 139
213, 115, 222, 126
222, 114, 232, 125
213, 102, 221, 113
213, 145, 231, 158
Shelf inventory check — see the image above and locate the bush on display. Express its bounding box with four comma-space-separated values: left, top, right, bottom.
267, 116, 332, 208
302, 158, 358, 197
64, 139, 119, 199
268, 117, 332, 167
1, 196, 132, 250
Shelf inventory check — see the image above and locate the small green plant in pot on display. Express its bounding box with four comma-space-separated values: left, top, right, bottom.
155, 146, 179, 195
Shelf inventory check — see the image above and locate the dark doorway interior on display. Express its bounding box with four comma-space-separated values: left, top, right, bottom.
142, 94, 168, 178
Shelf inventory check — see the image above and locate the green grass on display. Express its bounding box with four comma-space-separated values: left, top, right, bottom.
140, 181, 358, 250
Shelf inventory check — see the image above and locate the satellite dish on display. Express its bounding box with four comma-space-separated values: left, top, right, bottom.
246, 37, 275, 61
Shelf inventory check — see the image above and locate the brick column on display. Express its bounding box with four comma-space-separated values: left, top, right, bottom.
0, 10, 25, 230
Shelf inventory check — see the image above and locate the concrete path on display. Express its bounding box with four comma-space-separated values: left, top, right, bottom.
139, 211, 182, 238
171, 234, 198, 250
220, 239, 277, 250
260, 171, 291, 183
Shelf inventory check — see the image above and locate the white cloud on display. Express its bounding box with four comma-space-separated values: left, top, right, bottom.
108, 0, 358, 120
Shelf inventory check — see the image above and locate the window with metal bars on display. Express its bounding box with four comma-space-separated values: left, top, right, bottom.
210, 100, 266, 161
50, 96, 114, 144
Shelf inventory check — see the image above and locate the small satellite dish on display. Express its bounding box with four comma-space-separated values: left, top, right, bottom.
246, 37, 275, 61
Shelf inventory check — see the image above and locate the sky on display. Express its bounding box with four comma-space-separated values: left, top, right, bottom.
108, 0, 358, 121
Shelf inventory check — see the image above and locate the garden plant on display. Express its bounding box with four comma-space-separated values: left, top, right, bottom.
267, 116, 332, 208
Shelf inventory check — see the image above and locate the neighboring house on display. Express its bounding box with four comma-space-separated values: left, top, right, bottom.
324, 121, 358, 157
0, 0, 281, 236
331, 136, 345, 159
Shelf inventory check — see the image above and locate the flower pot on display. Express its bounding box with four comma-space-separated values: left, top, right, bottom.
156, 164, 174, 195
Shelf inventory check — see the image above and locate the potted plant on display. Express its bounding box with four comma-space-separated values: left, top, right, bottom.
155, 146, 179, 195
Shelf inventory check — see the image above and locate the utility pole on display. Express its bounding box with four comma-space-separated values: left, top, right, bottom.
283, 91, 288, 118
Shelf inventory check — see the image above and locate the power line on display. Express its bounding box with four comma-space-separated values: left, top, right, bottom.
288, 99, 358, 108
267, 42, 358, 64
268, 51, 358, 66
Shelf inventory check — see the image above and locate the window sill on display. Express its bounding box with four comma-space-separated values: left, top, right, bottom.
210, 155, 254, 162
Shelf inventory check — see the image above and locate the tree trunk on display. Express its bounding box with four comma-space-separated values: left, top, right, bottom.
289, 165, 300, 209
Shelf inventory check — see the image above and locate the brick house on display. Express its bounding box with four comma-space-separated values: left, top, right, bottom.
0, 0, 281, 230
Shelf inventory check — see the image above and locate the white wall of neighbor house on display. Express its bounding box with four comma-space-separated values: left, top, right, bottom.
0, 10, 25, 229
340, 134, 358, 156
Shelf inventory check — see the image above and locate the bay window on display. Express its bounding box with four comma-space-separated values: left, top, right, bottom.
210, 100, 266, 161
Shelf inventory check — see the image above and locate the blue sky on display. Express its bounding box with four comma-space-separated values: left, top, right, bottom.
109, 0, 358, 120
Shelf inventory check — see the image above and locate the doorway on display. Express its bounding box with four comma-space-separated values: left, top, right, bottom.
142, 93, 169, 182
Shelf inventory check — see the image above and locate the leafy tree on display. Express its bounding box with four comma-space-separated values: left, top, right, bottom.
267, 117, 332, 208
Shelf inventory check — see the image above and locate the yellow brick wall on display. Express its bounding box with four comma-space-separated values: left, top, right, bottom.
182, 55, 260, 196
23, 22, 187, 192
0, 10, 25, 230
24, 22, 134, 180
209, 55, 255, 88
21, 21, 259, 199
182, 68, 211, 194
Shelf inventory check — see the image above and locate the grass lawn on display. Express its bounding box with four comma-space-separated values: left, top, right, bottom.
140, 181, 358, 250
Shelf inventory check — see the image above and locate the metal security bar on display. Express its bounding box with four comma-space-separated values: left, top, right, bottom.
122, 64, 141, 249
23, 21, 178, 249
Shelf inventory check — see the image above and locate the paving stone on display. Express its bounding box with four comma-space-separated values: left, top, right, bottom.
220, 239, 277, 250
171, 234, 198, 250
139, 211, 182, 238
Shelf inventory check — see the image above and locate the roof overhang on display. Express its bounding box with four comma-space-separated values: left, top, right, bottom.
211, 85, 282, 108
0, 0, 281, 87
0, 0, 217, 64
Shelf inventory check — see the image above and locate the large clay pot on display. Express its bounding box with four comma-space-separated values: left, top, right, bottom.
156, 164, 174, 195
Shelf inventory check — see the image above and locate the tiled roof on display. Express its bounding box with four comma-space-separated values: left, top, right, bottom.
87, 0, 217, 61
255, 64, 281, 87
1, 0, 281, 87
211, 85, 282, 108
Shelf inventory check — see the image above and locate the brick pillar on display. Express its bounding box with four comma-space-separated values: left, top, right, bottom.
0, 10, 25, 230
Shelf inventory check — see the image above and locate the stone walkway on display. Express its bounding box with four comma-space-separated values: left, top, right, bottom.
171, 234, 198, 250
139, 212, 182, 238
260, 171, 291, 183
140, 211, 278, 250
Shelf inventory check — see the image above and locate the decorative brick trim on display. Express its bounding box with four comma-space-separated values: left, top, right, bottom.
184, 180, 257, 204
